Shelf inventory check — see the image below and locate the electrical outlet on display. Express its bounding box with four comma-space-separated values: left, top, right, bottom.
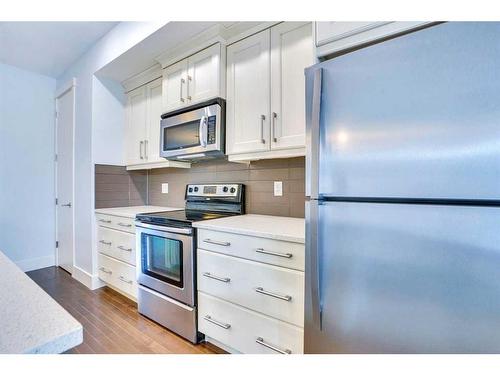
161, 183, 169, 194
274, 181, 283, 197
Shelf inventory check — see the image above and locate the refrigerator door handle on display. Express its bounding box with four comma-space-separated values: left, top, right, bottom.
306, 68, 322, 199
306, 200, 322, 330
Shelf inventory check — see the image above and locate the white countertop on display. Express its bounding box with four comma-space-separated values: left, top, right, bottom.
95, 205, 182, 218
0, 251, 82, 353
193, 214, 305, 244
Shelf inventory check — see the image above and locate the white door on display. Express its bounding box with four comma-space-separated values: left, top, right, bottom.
270, 22, 313, 150
146, 77, 163, 163
162, 59, 188, 112
125, 86, 147, 165
226, 29, 271, 155
187, 43, 222, 105
55, 85, 75, 274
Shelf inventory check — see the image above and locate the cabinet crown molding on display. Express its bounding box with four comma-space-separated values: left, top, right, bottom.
122, 64, 162, 93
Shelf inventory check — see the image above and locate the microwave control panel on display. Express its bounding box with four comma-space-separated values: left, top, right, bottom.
207, 116, 216, 144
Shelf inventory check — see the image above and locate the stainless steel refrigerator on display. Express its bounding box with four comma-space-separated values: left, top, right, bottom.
304, 22, 500, 353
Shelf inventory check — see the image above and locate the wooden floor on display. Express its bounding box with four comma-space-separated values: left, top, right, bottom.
27, 266, 225, 354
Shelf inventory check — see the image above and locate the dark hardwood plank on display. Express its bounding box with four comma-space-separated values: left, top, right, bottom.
27, 266, 224, 354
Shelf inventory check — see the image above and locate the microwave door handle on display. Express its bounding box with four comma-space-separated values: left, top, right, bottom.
199, 115, 208, 147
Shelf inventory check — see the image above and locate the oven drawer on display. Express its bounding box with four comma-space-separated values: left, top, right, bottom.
96, 213, 135, 234
98, 253, 137, 299
97, 226, 136, 266
197, 249, 304, 326
197, 229, 304, 271
198, 292, 303, 354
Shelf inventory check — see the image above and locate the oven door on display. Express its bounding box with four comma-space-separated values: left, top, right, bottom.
160, 102, 222, 159
136, 223, 194, 306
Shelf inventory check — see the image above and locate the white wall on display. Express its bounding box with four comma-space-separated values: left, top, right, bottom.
55, 22, 165, 286
0, 62, 56, 271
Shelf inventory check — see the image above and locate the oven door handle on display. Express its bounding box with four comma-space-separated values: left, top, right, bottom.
199, 115, 208, 147
135, 221, 193, 235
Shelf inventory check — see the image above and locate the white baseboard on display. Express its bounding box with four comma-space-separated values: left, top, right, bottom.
72, 265, 105, 290
16, 255, 55, 272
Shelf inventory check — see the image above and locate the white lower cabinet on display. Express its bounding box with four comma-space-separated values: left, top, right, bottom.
197, 229, 305, 353
198, 292, 303, 354
97, 213, 138, 300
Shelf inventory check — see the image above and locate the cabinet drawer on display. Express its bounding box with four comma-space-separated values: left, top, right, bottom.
97, 226, 136, 265
197, 250, 304, 326
198, 292, 303, 354
197, 229, 304, 271
98, 253, 137, 299
96, 214, 135, 234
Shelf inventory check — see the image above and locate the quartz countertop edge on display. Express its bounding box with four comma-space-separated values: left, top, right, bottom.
193, 214, 305, 244
95, 205, 182, 218
0, 250, 83, 354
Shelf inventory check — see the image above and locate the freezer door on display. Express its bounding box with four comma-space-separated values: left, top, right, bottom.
305, 200, 500, 353
313, 22, 500, 200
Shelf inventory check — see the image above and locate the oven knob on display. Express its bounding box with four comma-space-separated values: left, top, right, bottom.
230, 187, 236, 193
188, 187, 193, 193
194, 187, 199, 192
223, 186, 228, 192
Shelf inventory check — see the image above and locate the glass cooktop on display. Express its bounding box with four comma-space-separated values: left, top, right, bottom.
135, 209, 237, 228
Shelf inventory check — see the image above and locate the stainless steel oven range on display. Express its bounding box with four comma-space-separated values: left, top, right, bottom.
135, 183, 245, 343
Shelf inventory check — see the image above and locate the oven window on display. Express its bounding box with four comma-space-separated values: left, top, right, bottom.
141, 233, 183, 288
163, 120, 201, 151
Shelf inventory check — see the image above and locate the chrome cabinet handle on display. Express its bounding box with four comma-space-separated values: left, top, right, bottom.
140, 141, 144, 159
255, 337, 291, 354
99, 267, 112, 275
61, 202, 72, 207
255, 248, 293, 259
202, 272, 230, 283
99, 240, 112, 246
118, 222, 132, 227
203, 238, 230, 247
118, 245, 132, 252
180, 78, 185, 102
204, 315, 231, 329
99, 219, 111, 224
272, 112, 278, 142
187, 75, 192, 100
255, 287, 292, 301
118, 275, 133, 284
260, 114, 266, 144
144, 140, 148, 159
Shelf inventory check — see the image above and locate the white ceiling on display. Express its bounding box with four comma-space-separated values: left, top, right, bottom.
0, 22, 118, 78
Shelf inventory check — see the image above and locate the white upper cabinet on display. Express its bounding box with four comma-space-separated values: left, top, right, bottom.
315, 21, 431, 57
162, 43, 224, 113
162, 59, 188, 112
125, 86, 147, 165
226, 22, 313, 161
226, 30, 271, 155
145, 77, 163, 163
270, 22, 314, 150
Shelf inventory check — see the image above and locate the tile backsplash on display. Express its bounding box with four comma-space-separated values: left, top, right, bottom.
94, 156, 306, 218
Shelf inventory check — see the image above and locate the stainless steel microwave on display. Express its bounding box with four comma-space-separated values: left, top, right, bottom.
160, 98, 225, 161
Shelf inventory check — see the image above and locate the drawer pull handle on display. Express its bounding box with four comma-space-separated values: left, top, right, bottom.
118, 245, 133, 252
255, 287, 292, 302
118, 275, 133, 284
118, 223, 132, 227
203, 272, 230, 283
255, 248, 293, 259
99, 267, 112, 275
255, 337, 291, 354
99, 240, 112, 246
203, 238, 230, 247
99, 219, 112, 224
204, 315, 231, 329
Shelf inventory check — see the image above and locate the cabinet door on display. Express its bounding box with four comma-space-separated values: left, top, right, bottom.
226, 30, 271, 155
145, 78, 163, 163
162, 58, 188, 112
315, 21, 379, 46
187, 43, 222, 105
125, 86, 147, 165
270, 22, 313, 150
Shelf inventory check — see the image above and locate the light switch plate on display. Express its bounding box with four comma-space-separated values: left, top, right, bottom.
274, 181, 283, 197
161, 183, 169, 194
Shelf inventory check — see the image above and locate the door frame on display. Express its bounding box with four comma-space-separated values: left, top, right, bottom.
54, 78, 77, 273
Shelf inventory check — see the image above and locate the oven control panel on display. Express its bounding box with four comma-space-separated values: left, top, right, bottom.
186, 184, 241, 198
